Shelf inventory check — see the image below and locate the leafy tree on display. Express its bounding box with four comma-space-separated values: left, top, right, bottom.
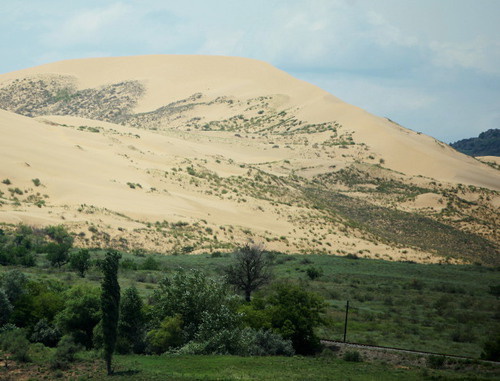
100, 250, 121, 375
248, 282, 326, 355
0, 269, 28, 303
55, 284, 100, 349
31, 285, 66, 323
152, 269, 240, 343
0, 290, 12, 326
30, 318, 61, 347
9, 279, 65, 329
45, 242, 70, 268
69, 249, 91, 277
117, 286, 146, 354
225, 245, 272, 302
0, 328, 30, 363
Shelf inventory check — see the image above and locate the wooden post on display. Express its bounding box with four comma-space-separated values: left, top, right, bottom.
343, 300, 349, 342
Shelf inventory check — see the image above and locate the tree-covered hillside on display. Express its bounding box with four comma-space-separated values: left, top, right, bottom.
450, 129, 500, 156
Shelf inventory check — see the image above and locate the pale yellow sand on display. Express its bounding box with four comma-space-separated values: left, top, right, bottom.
0, 55, 498, 262
1, 55, 497, 190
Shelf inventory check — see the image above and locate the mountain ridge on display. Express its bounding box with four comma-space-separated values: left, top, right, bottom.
451, 129, 500, 157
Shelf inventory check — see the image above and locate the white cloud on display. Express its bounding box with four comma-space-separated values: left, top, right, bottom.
300, 72, 437, 115
1, 0, 499, 142
42, 3, 133, 46
430, 39, 500, 75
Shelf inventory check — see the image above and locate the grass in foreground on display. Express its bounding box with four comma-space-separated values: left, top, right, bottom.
2, 352, 499, 381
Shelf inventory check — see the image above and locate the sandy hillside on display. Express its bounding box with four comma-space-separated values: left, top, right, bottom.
477, 156, 500, 165
0, 55, 498, 264
1, 55, 498, 190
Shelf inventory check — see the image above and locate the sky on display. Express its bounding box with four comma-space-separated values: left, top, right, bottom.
1, 0, 499, 143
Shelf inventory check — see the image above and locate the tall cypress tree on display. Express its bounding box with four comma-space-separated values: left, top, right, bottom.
101, 250, 121, 375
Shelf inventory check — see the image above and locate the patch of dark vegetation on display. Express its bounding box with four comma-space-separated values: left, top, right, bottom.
0, 75, 144, 123
0, 224, 74, 267
315, 166, 430, 197
304, 188, 499, 265
126, 93, 205, 129
450, 129, 500, 157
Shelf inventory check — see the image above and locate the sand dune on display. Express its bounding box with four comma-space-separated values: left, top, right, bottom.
0, 55, 498, 262
1, 55, 497, 190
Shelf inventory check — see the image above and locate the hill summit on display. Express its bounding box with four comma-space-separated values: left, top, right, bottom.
0, 55, 498, 264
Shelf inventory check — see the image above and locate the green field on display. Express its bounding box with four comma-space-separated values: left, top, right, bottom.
81, 353, 500, 380
6, 249, 499, 358
1, 224, 499, 380
106, 250, 500, 358
3, 351, 499, 380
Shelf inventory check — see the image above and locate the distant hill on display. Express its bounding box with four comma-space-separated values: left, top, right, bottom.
451, 129, 500, 156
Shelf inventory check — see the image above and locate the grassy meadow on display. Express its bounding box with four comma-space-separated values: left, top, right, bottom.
4, 349, 499, 380
6, 248, 499, 359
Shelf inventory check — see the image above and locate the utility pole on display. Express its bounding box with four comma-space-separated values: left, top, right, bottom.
343, 300, 349, 342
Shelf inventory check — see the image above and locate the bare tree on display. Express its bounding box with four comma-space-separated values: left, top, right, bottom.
225, 244, 272, 302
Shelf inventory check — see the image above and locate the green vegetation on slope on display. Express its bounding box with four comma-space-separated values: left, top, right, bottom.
304, 188, 499, 265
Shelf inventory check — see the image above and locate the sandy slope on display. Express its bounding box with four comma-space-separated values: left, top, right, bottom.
0, 55, 498, 262
0, 109, 451, 263
1, 55, 497, 190
477, 156, 500, 165
0, 110, 293, 232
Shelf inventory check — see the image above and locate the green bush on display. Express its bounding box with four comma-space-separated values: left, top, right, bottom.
45, 225, 74, 246
260, 282, 325, 355
141, 256, 160, 271
427, 355, 446, 369
0, 328, 31, 362
0, 235, 36, 267
69, 249, 91, 277
481, 336, 500, 361
151, 269, 239, 343
451, 328, 476, 343
30, 318, 61, 347
146, 315, 184, 354
240, 328, 294, 356
117, 286, 146, 354
121, 258, 138, 270
343, 350, 362, 362
306, 266, 323, 280
1, 269, 28, 303
50, 335, 82, 369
